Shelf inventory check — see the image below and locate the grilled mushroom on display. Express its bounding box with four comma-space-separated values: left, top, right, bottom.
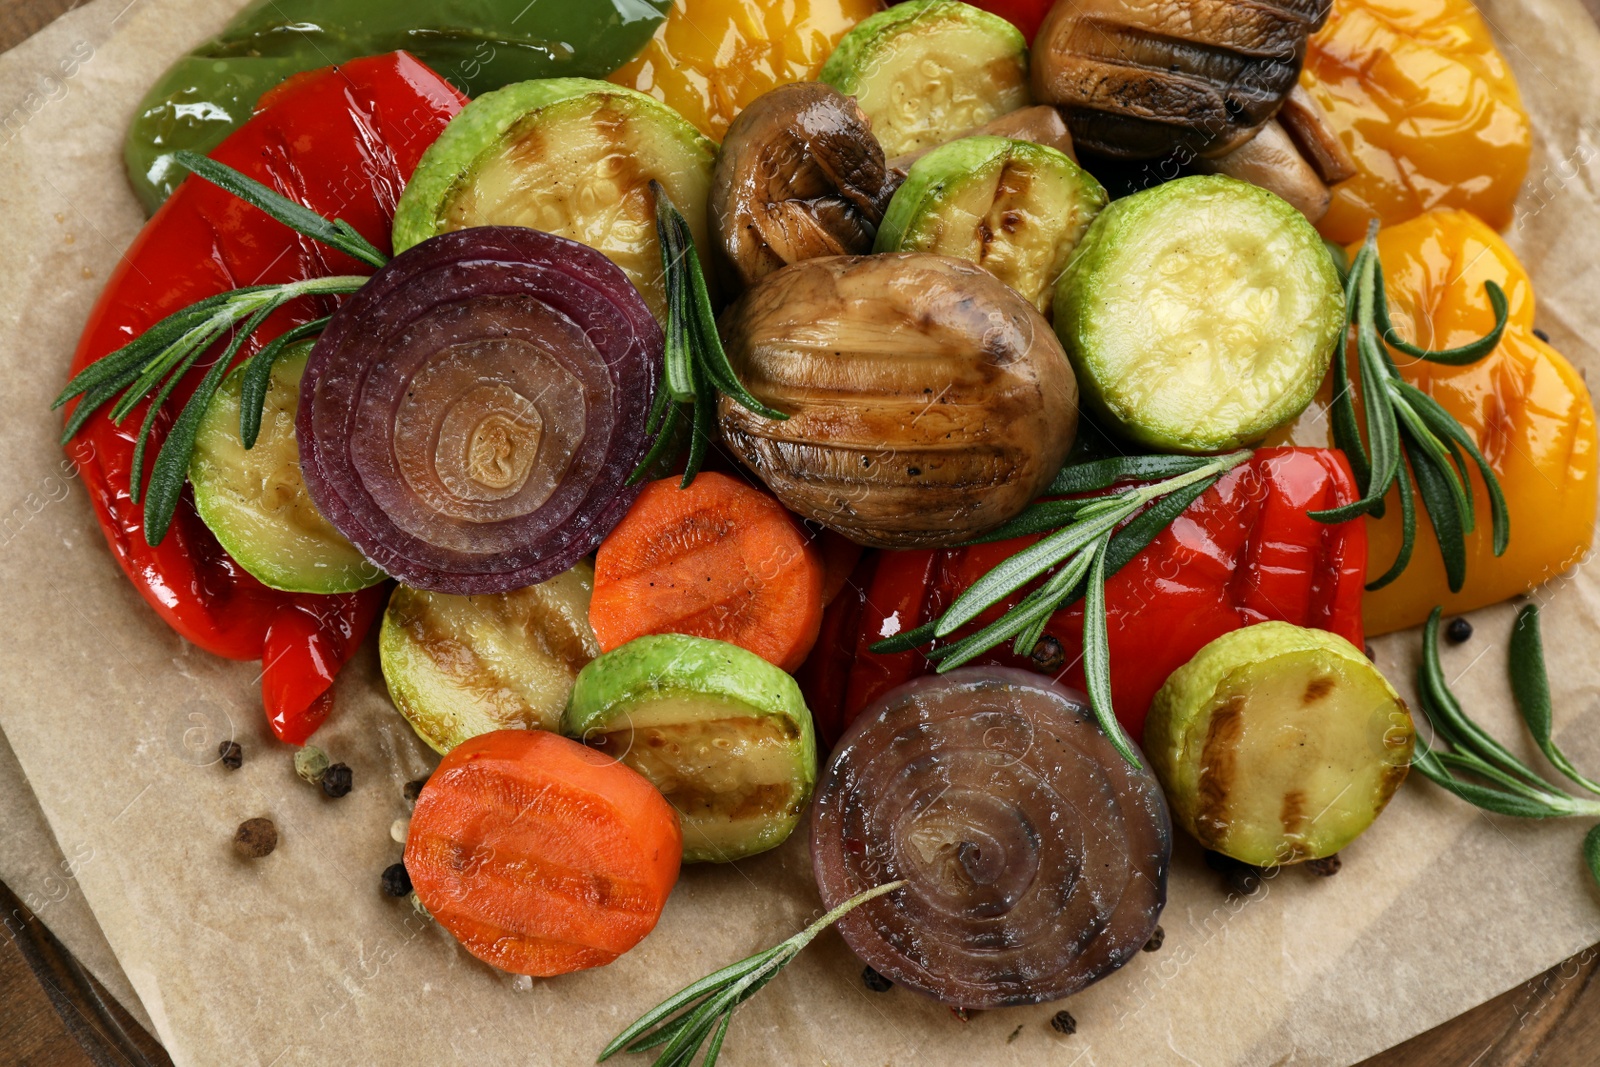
717, 253, 1078, 548
710, 82, 894, 290
1031, 0, 1332, 161
1193, 119, 1332, 221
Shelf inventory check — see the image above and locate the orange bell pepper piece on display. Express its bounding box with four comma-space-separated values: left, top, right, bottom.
608, 0, 881, 141
1272, 210, 1596, 634
1300, 0, 1531, 244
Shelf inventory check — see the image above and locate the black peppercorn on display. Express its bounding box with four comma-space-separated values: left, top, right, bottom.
1142, 925, 1165, 952
403, 777, 429, 803
1446, 617, 1473, 644
1204, 850, 1263, 896
217, 740, 242, 769
381, 862, 413, 898
321, 762, 353, 798
1029, 635, 1066, 672
1305, 854, 1342, 877
233, 817, 278, 859
1533, 327, 1550, 342
1049, 1010, 1077, 1035
861, 965, 893, 992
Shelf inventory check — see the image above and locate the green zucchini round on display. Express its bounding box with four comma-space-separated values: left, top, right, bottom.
875, 135, 1106, 315
188, 344, 383, 594
392, 78, 716, 322
1053, 175, 1345, 453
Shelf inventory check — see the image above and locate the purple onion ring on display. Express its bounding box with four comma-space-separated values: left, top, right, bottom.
298, 227, 660, 594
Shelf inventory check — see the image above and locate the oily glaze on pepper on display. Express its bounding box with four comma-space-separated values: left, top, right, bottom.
799, 448, 1368, 746
1273, 210, 1598, 634
1300, 0, 1531, 243
608, 0, 881, 140
126, 0, 670, 213
66, 54, 466, 743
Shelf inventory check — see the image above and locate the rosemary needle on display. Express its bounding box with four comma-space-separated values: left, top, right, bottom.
631, 182, 786, 488
55, 153, 388, 544
1309, 222, 1510, 592
601, 881, 906, 1067
1411, 605, 1600, 887
873, 450, 1253, 767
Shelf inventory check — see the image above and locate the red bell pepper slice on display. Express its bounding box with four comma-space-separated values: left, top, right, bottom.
64, 53, 466, 742
799, 448, 1368, 749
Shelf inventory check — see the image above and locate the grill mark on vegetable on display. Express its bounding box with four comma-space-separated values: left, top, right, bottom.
1194, 694, 1246, 847
1302, 675, 1335, 703
1279, 789, 1308, 842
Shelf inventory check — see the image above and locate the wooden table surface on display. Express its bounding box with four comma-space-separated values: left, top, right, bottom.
4, 1, 1600, 1065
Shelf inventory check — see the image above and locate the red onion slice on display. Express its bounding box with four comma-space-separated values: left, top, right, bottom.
298, 227, 660, 594
811, 667, 1171, 1008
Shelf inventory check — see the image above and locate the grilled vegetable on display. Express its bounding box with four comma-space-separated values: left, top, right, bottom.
563, 635, 817, 864
875, 136, 1107, 314
1300, 0, 1530, 242
1193, 119, 1334, 223
188, 343, 381, 594
126, 1, 672, 213
392, 79, 715, 322
608, 0, 880, 140
297, 227, 660, 595
1145, 622, 1414, 866
378, 565, 601, 754
717, 253, 1079, 548
710, 82, 894, 290
406, 729, 681, 976
886, 104, 1076, 174
821, 0, 1031, 158
1054, 175, 1343, 453
811, 668, 1170, 1008
590, 473, 825, 672
1274, 211, 1597, 635
1032, 0, 1330, 160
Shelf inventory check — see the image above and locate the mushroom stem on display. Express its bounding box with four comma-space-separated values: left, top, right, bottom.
1278, 84, 1359, 185
1193, 119, 1332, 223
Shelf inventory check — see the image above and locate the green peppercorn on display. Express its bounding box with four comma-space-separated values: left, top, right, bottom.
294, 745, 329, 785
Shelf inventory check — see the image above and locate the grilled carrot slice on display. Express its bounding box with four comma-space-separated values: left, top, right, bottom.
404, 730, 681, 977
590, 472, 825, 671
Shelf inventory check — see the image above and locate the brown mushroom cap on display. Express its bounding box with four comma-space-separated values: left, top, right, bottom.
717, 253, 1078, 548
1031, 0, 1332, 161
710, 82, 894, 290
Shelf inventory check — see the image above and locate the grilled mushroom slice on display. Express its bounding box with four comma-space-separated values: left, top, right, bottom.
710, 82, 894, 290
1032, 0, 1332, 160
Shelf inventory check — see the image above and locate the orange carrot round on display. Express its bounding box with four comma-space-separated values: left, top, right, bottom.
404, 730, 681, 977
590, 472, 825, 671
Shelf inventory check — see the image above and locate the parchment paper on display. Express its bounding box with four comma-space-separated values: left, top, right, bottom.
3, 1, 1600, 1064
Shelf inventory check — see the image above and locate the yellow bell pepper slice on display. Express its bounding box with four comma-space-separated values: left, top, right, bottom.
1300, 0, 1531, 244
608, 0, 882, 141
1272, 210, 1596, 635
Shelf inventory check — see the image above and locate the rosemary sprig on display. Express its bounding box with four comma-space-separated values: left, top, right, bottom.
1309, 222, 1510, 593
601, 881, 906, 1067
54, 154, 386, 544
1411, 605, 1600, 887
632, 181, 786, 488
872, 450, 1253, 766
